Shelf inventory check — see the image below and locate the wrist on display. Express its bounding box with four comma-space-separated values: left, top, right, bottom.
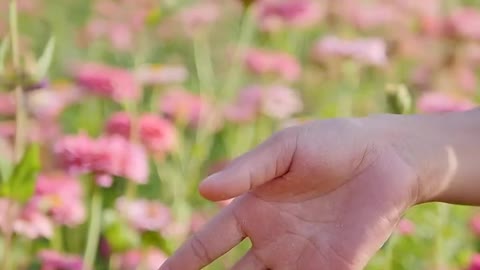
369, 110, 480, 206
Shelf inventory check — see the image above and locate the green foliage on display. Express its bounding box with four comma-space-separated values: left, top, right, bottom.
0, 37, 9, 74
34, 36, 56, 80
0, 144, 41, 203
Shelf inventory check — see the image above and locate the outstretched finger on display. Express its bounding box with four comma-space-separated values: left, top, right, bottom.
159, 203, 245, 270
199, 128, 298, 201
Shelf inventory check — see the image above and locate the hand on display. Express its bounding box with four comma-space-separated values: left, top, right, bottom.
160, 117, 422, 270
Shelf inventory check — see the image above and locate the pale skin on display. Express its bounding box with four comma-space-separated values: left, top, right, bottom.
159, 110, 480, 270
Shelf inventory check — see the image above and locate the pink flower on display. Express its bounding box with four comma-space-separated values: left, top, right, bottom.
79, 0, 157, 50
54, 134, 149, 186
224, 86, 263, 123
136, 64, 188, 85
344, 3, 404, 31
27, 84, 82, 120
159, 88, 215, 127
417, 92, 476, 113
13, 205, 53, 239
106, 112, 177, 154
34, 173, 85, 226
469, 254, 480, 270
108, 23, 134, 51
116, 197, 171, 231
73, 63, 140, 102
39, 250, 83, 270
0, 199, 21, 234
257, 0, 324, 32
0, 93, 16, 116
397, 218, 415, 236
0, 121, 15, 139
471, 215, 480, 237
454, 65, 477, 94
117, 248, 167, 270
177, 2, 219, 36
245, 49, 301, 82
262, 85, 303, 119
446, 8, 480, 41
226, 85, 302, 121
312, 36, 388, 67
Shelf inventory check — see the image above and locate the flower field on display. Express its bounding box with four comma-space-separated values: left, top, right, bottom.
0, 0, 479, 269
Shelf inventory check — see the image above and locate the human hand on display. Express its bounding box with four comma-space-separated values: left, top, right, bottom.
160, 116, 423, 270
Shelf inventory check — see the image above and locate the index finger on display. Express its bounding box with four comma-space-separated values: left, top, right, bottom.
159, 201, 246, 270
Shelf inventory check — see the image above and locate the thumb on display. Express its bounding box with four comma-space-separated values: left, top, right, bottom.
199, 128, 298, 201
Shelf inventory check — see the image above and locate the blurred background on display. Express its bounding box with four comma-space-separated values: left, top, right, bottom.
0, 0, 479, 269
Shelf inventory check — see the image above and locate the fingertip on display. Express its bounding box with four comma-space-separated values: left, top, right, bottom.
199, 173, 226, 201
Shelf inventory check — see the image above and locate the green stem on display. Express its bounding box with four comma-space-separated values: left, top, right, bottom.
83, 186, 103, 270
9, 0, 26, 162
1, 200, 15, 270
125, 181, 137, 199
223, 6, 256, 100
51, 226, 64, 251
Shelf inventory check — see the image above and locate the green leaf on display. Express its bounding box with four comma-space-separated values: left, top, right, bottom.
2, 144, 41, 203
35, 36, 56, 79
103, 214, 141, 252
386, 84, 413, 115
0, 140, 13, 184
141, 231, 174, 254
0, 37, 9, 74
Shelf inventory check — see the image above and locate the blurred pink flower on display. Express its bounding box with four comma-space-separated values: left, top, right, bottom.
34, 173, 85, 226
393, 0, 441, 17
54, 134, 149, 186
116, 197, 171, 231
80, 0, 157, 50
177, 2, 219, 36
262, 85, 303, 119
106, 112, 177, 154
109, 23, 134, 51
471, 214, 480, 237
312, 36, 388, 67
224, 86, 263, 123
136, 65, 188, 86
117, 248, 167, 270
73, 63, 140, 102
257, 0, 324, 32
39, 250, 83, 270
225, 85, 302, 121
344, 3, 404, 31
0, 93, 16, 116
27, 84, 82, 120
469, 254, 480, 270
453, 65, 477, 94
446, 8, 480, 41
159, 88, 215, 127
13, 204, 53, 239
417, 92, 476, 113
0, 199, 21, 234
397, 218, 415, 236
0, 121, 16, 139
245, 48, 301, 81
419, 15, 445, 37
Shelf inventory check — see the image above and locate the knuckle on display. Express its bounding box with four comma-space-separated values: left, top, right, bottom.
189, 234, 211, 264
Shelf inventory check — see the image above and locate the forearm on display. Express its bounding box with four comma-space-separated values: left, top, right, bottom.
384, 109, 480, 205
